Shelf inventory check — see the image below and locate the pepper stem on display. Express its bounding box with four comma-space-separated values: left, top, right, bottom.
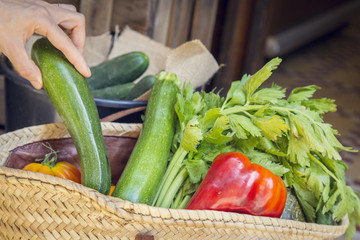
36, 143, 59, 169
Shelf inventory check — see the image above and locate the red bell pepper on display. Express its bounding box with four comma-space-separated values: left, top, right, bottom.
185, 152, 287, 218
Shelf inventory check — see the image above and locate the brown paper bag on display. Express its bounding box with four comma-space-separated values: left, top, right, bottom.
165, 39, 220, 88
109, 26, 172, 80
83, 31, 113, 67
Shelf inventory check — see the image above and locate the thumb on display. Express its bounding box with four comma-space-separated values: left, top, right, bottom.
5, 42, 43, 89
15, 58, 43, 89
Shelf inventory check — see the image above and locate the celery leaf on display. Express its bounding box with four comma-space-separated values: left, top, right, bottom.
288, 85, 320, 102
250, 84, 286, 104
254, 115, 289, 141
227, 114, 262, 138
243, 57, 282, 100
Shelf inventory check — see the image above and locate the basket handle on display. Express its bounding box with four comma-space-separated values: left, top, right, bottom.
100, 106, 146, 122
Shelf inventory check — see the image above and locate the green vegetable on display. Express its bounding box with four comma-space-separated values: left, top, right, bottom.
125, 75, 156, 100
91, 82, 135, 100
280, 188, 306, 222
152, 58, 359, 239
31, 38, 111, 194
87, 51, 149, 90
112, 72, 180, 204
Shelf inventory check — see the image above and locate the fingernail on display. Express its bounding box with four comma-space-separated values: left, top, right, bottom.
31, 81, 42, 89
85, 65, 91, 77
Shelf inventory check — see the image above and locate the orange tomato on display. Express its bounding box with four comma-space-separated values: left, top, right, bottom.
23, 161, 81, 184
109, 185, 116, 196
22, 144, 81, 184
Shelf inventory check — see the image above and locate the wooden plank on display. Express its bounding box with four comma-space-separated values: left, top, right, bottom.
0, 75, 5, 127
269, 0, 347, 35
150, 0, 174, 45
191, 0, 219, 50
79, 0, 114, 36
110, 0, 152, 35
208, 0, 253, 94
166, 0, 196, 48
241, 0, 279, 74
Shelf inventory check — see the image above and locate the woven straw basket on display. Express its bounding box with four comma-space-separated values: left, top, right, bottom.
0, 122, 348, 240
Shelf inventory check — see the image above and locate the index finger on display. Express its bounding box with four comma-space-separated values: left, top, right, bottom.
49, 4, 86, 54
34, 16, 91, 78
57, 12, 86, 54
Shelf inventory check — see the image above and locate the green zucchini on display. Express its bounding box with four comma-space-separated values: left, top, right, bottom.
125, 75, 156, 100
280, 188, 306, 222
112, 72, 180, 204
31, 38, 111, 194
87, 51, 149, 90
91, 82, 135, 100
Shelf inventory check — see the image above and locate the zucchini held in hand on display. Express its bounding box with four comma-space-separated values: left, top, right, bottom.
31, 38, 111, 195
112, 72, 180, 204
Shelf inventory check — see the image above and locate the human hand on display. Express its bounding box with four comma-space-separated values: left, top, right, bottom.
0, 0, 91, 89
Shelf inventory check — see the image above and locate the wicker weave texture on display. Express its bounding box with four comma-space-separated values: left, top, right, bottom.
0, 123, 349, 240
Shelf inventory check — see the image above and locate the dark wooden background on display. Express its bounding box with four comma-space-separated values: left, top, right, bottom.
45, 0, 355, 94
